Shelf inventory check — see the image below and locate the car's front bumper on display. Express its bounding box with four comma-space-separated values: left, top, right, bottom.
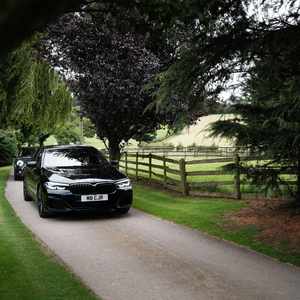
45, 189, 133, 213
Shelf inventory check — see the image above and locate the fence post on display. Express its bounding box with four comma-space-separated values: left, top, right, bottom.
149, 153, 152, 179
163, 155, 167, 186
179, 158, 188, 196
234, 153, 241, 199
125, 151, 128, 175
135, 152, 139, 180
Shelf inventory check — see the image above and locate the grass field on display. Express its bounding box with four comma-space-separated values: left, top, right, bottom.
0, 167, 98, 300
133, 184, 300, 266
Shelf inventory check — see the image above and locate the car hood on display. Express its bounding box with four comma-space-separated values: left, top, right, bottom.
16, 156, 34, 162
43, 166, 127, 184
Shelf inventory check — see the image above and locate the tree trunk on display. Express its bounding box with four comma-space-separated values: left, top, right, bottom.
108, 140, 121, 168
38, 133, 50, 147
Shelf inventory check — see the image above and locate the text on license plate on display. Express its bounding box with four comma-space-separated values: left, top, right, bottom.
81, 194, 108, 202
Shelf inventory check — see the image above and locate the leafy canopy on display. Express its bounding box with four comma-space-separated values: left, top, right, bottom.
211, 28, 300, 200
0, 41, 73, 146
40, 12, 185, 160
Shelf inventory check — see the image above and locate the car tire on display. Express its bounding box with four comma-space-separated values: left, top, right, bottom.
116, 207, 130, 215
37, 187, 51, 218
23, 184, 32, 202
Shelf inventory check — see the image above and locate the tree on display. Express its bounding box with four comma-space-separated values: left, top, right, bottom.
0, 130, 17, 166
3, 1, 300, 152
55, 125, 81, 145
54, 108, 83, 145
40, 13, 182, 162
0, 42, 73, 146
82, 117, 96, 138
211, 32, 300, 202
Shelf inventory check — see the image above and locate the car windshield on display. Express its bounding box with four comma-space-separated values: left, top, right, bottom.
43, 148, 108, 168
20, 147, 36, 157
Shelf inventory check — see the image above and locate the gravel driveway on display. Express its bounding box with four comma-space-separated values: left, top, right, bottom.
6, 176, 300, 300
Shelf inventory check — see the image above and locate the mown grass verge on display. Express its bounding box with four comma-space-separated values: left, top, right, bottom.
0, 167, 98, 300
133, 184, 300, 266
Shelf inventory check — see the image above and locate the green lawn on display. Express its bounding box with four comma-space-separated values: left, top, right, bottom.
133, 184, 300, 266
84, 137, 105, 149
0, 167, 99, 300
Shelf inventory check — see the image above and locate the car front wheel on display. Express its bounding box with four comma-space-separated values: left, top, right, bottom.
23, 184, 32, 202
37, 187, 51, 218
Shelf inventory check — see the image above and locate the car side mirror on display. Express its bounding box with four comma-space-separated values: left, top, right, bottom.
27, 161, 37, 167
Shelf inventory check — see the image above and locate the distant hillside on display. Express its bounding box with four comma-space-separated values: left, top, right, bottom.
45, 114, 234, 149
150, 114, 235, 147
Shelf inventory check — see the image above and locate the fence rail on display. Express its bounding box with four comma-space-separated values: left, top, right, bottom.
117, 151, 296, 199
121, 146, 254, 159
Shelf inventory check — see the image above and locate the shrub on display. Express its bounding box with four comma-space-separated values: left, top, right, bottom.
176, 143, 184, 151
187, 142, 197, 151
0, 130, 17, 166
55, 125, 82, 145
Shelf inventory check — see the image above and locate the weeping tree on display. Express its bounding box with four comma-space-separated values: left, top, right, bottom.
211, 31, 300, 202
0, 41, 73, 147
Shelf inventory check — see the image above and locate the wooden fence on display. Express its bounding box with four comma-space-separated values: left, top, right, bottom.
122, 146, 251, 159
117, 152, 297, 199
117, 152, 247, 199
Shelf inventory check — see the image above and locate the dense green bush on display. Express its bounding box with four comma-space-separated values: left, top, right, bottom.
54, 125, 81, 145
0, 130, 17, 166
83, 117, 96, 138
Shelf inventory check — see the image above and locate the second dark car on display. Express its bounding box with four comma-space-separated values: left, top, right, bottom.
23, 145, 132, 218
14, 147, 37, 180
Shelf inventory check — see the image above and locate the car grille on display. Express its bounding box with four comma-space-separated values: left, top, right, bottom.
69, 183, 116, 195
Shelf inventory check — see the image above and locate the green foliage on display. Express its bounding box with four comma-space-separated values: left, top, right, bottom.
176, 143, 184, 151
0, 130, 17, 166
54, 108, 82, 145
15, 60, 73, 144
55, 125, 81, 145
42, 13, 171, 161
211, 32, 300, 201
0, 42, 32, 128
83, 117, 96, 138
135, 132, 157, 144
0, 41, 73, 146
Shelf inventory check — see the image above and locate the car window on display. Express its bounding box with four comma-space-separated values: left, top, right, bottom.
43, 148, 108, 168
19, 147, 36, 157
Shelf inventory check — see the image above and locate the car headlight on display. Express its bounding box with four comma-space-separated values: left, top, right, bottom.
16, 160, 25, 167
116, 179, 132, 190
45, 182, 69, 190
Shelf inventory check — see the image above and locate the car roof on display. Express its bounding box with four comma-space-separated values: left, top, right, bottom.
41, 145, 99, 152
21, 146, 37, 150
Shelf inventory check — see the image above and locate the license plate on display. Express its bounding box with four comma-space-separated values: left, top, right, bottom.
81, 194, 108, 202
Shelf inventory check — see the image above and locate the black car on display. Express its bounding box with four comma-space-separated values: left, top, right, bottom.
14, 147, 37, 180
23, 145, 132, 218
